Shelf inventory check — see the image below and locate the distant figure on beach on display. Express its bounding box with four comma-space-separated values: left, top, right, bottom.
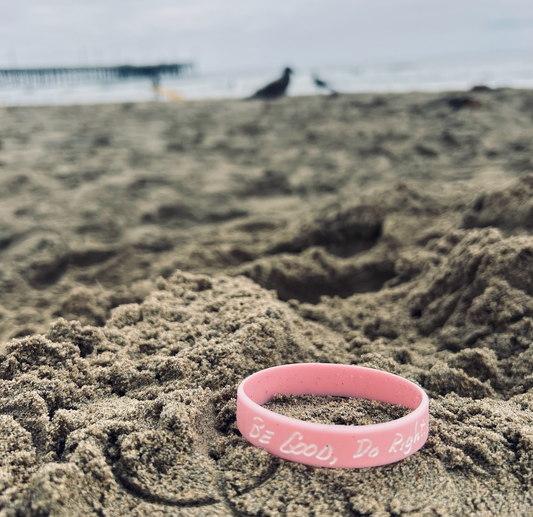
150, 73, 161, 90
150, 73, 184, 102
313, 74, 338, 96
151, 74, 162, 101
247, 67, 293, 100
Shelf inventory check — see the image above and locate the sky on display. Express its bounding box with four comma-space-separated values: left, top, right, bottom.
1, 0, 532, 72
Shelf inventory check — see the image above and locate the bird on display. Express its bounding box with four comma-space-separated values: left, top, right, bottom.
313, 74, 338, 96
247, 67, 293, 100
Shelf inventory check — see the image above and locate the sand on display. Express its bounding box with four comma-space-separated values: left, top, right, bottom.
0, 88, 533, 515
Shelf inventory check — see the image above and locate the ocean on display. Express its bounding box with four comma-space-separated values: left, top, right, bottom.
1, 51, 532, 107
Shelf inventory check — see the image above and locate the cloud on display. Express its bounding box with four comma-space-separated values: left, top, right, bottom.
1, 0, 532, 70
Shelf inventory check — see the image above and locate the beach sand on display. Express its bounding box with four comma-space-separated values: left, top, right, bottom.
0, 89, 532, 515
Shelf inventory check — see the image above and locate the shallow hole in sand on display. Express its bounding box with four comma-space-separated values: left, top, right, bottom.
245, 260, 397, 304
9, 327, 36, 339
269, 221, 383, 259
263, 394, 411, 426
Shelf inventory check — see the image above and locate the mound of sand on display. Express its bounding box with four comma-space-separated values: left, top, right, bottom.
1, 269, 532, 515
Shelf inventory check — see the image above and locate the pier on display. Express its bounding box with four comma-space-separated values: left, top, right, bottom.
0, 63, 194, 88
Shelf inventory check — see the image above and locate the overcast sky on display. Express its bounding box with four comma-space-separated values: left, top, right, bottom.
1, 0, 532, 71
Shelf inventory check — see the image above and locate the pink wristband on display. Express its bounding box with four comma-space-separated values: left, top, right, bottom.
236, 363, 429, 468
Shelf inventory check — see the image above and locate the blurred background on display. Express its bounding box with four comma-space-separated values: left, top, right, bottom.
1, 0, 532, 105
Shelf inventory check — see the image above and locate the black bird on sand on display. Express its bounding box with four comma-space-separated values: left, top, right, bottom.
313, 74, 338, 96
247, 67, 293, 100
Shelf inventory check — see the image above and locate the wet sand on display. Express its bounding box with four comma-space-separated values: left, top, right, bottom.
0, 89, 533, 515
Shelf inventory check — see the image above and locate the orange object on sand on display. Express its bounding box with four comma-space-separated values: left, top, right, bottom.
154, 86, 184, 101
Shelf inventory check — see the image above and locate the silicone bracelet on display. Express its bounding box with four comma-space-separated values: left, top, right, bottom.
236, 363, 429, 468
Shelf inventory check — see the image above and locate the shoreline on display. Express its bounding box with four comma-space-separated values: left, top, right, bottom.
0, 85, 532, 110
